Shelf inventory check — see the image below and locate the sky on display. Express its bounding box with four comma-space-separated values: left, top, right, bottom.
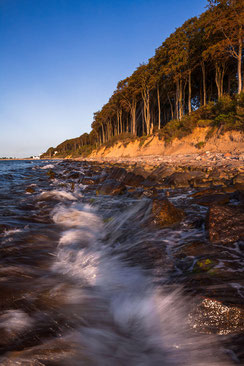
0, 0, 208, 157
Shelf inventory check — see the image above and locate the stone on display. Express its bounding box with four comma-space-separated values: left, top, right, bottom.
193, 193, 230, 206
165, 172, 193, 187
152, 198, 184, 227
233, 173, 244, 185
206, 204, 244, 244
189, 297, 244, 335
149, 165, 175, 182
26, 186, 35, 194
96, 179, 126, 196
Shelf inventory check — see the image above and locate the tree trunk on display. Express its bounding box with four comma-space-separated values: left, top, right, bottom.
157, 84, 161, 129
237, 25, 242, 94
215, 62, 225, 99
101, 124, 105, 143
188, 70, 192, 114
179, 78, 183, 120
175, 80, 179, 120
201, 61, 206, 106
131, 100, 136, 135
167, 93, 174, 120
142, 89, 150, 135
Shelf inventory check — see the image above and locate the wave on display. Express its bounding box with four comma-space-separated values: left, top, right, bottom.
50, 201, 231, 365
38, 190, 78, 202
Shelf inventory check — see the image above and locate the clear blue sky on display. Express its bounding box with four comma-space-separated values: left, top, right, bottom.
0, 0, 208, 157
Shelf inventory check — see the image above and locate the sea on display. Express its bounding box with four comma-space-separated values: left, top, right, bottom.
0, 159, 240, 365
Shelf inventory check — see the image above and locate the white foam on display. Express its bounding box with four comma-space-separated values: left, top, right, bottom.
50, 199, 231, 365
3, 229, 22, 237
52, 204, 102, 229
38, 190, 77, 202
0, 310, 33, 333
40, 164, 55, 169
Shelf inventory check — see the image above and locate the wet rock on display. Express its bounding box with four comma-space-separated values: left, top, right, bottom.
81, 177, 97, 185
176, 241, 216, 258
26, 186, 35, 194
152, 198, 185, 227
233, 173, 244, 185
96, 179, 126, 196
192, 258, 218, 273
149, 165, 175, 183
46, 170, 55, 179
206, 204, 244, 244
132, 166, 151, 179
193, 193, 230, 206
189, 297, 244, 335
107, 166, 145, 187
165, 172, 193, 187
67, 171, 82, 179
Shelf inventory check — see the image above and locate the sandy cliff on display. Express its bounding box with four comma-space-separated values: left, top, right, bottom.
89, 128, 244, 159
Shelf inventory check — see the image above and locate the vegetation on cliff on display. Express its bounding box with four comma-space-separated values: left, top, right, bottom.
42, 0, 244, 159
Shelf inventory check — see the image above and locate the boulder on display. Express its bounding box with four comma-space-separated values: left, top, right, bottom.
96, 179, 126, 196
193, 193, 230, 206
132, 166, 151, 179
233, 173, 244, 185
149, 165, 175, 182
206, 204, 244, 244
108, 167, 145, 187
189, 297, 244, 335
165, 172, 193, 187
152, 198, 184, 227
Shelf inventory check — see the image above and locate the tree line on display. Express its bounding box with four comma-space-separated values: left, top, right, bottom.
43, 0, 244, 157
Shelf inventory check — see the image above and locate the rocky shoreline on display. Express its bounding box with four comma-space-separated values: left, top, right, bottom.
62, 153, 244, 362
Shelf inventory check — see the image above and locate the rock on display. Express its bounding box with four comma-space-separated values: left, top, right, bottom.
152, 198, 184, 227
122, 172, 145, 186
81, 177, 97, 185
188, 171, 207, 187
67, 172, 82, 179
108, 167, 145, 187
193, 193, 230, 206
233, 173, 244, 185
47, 170, 55, 179
132, 166, 151, 179
149, 165, 175, 182
176, 241, 216, 258
96, 179, 126, 196
26, 186, 35, 194
206, 204, 244, 244
189, 297, 244, 335
165, 172, 193, 187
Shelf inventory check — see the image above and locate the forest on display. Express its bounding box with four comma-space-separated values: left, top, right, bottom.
42, 0, 244, 158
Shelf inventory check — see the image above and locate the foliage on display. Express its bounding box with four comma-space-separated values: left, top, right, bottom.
41, 1, 244, 158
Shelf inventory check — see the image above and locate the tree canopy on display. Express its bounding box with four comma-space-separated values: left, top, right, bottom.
42, 0, 244, 158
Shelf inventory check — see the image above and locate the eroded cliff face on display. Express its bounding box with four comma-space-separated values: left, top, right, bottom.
89, 128, 244, 159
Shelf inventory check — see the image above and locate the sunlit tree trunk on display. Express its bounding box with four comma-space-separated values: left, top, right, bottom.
215, 62, 225, 99
142, 89, 150, 134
